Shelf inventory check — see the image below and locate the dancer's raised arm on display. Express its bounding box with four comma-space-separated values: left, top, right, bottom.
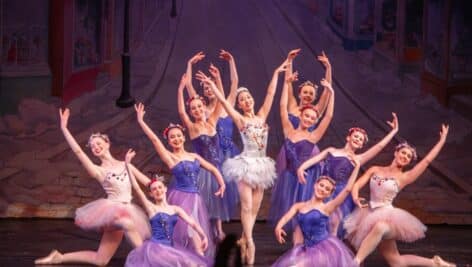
284, 49, 300, 113
196, 71, 245, 129
257, 60, 289, 121
185, 52, 205, 97
325, 157, 360, 213
177, 73, 193, 129
59, 108, 102, 180
174, 206, 209, 251
220, 49, 239, 106
308, 78, 334, 142
125, 149, 154, 215
274, 202, 304, 244
314, 51, 332, 115
351, 166, 377, 208
399, 124, 449, 189
358, 113, 399, 165
135, 103, 173, 167
193, 153, 226, 197
280, 70, 299, 136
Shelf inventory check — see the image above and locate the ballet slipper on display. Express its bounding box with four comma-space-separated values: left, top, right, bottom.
236, 237, 247, 264
34, 249, 62, 265
433, 255, 456, 267
246, 238, 255, 265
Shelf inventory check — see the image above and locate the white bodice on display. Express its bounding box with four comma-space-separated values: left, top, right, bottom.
369, 174, 399, 209
102, 166, 132, 203
239, 121, 269, 157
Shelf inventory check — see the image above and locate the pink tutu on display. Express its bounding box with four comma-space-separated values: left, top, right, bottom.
75, 198, 151, 240
344, 205, 427, 249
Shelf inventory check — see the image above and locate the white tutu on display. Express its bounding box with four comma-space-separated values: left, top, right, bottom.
222, 155, 276, 189
75, 198, 151, 240
344, 205, 427, 249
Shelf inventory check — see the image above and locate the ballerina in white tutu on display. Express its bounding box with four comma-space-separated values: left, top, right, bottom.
344, 124, 455, 267
35, 108, 151, 266
196, 58, 288, 265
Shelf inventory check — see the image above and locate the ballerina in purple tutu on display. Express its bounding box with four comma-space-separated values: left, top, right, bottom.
196, 59, 288, 265
123, 149, 210, 267
297, 113, 399, 238
272, 155, 360, 267
344, 124, 455, 266
177, 68, 238, 241
35, 108, 151, 266
269, 64, 334, 238
135, 103, 225, 257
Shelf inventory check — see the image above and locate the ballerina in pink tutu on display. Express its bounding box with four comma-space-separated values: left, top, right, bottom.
35, 108, 151, 265
344, 124, 456, 267
272, 155, 360, 267
134, 103, 225, 257
123, 149, 211, 267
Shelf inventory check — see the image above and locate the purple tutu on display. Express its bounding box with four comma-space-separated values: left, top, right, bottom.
125, 241, 211, 267
75, 198, 150, 240
272, 236, 358, 267
167, 189, 215, 257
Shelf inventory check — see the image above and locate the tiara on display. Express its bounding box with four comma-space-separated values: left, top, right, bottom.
236, 87, 249, 95
87, 133, 110, 147
163, 123, 186, 139
298, 80, 318, 90
348, 127, 369, 144
395, 142, 418, 161
317, 175, 336, 186
299, 104, 320, 118
186, 94, 206, 106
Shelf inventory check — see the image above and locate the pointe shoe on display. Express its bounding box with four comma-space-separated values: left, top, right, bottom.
433, 255, 456, 267
246, 238, 255, 265
35, 249, 62, 265
236, 237, 248, 264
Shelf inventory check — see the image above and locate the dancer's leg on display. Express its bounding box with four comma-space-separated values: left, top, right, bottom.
354, 222, 392, 264
114, 216, 142, 247
35, 230, 124, 266
237, 181, 253, 264
246, 187, 264, 264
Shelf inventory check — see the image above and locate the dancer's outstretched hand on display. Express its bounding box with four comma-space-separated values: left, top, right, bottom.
439, 124, 449, 142
286, 71, 299, 83
287, 48, 301, 60
219, 49, 234, 62
189, 51, 205, 65
386, 112, 399, 132
59, 108, 70, 129
317, 50, 330, 68
125, 149, 136, 164
208, 64, 221, 79
201, 235, 209, 252
134, 103, 146, 123
297, 168, 307, 185
354, 197, 368, 209
275, 227, 287, 244
214, 184, 226, 198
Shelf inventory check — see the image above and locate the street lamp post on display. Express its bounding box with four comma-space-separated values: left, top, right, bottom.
116, 0, 135, 108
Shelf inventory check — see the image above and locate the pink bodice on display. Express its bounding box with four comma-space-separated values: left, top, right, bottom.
369, 174, 399, 209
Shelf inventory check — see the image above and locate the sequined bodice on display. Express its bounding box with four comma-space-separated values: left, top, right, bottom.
240, 122, 269, 157
191, 134, 222, 167
171, 160, 200, 193
217, 116, 236, 151
102, 166, 132, 203
323, 154, 355, 185
285, 139, 315, 172
288, 113, 317, 132
150, 212, 178, 245
369, 175, 400, 208
297, 209, 329, 247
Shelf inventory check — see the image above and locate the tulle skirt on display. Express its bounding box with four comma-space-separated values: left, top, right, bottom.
125, 241, 211, 267
222, 155, 276, 189
197, 168, 239, 221
75, 198, 150, 240
272, 236, 358, 267
268, 169, 298, 230
344, 205, 427, 249
167, 189, 215, 258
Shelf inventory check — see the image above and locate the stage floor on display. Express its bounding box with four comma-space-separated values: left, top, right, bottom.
0, 219, 470, 266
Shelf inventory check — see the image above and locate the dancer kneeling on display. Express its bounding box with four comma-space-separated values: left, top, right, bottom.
124, 149, 210, 267
272, 156, 361, 267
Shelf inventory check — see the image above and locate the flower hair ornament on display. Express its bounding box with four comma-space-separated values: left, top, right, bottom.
147, 171, 167, 188
395, 142, 418, 161
186, 94, 207, 107
162, 123, 186, 139
87, 133, 110, 147
299, 104, 320, 119
348, 127, 369, 144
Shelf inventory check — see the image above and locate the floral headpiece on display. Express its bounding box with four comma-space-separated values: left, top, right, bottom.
87, 133, 110, 147
299, 104, 320, 119
395, 142, 418, 161
186, 94, 207, 106
147, 171, 166, 188
163, 123, 186, 139
348, 127, 369, 144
